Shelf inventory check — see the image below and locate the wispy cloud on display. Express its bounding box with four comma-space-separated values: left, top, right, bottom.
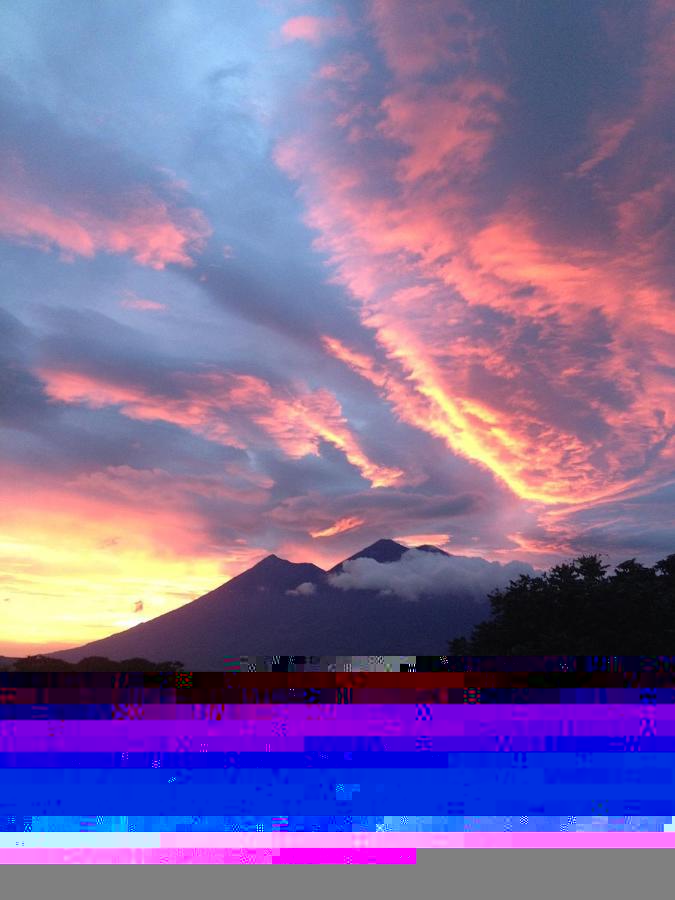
120, 293, 167, 312
0, 168, 211, 269
37, 366, 402, 487
311, 515, 365, 538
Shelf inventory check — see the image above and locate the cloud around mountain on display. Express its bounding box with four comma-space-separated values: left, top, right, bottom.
285, 581, 317, 596
327, 548, 537, 602
49, 539, 538, 664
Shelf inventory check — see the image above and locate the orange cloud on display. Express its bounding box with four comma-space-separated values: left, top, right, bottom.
310, 516, 365, 538
321, 335, 389, 388
394, 533, 452, 547
38, 367, 402, 488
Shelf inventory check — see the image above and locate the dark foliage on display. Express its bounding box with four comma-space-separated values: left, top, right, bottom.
449, 554, 675, 655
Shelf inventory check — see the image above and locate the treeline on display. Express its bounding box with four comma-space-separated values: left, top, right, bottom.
0, 655, 184, 672
450, 554, 675, 655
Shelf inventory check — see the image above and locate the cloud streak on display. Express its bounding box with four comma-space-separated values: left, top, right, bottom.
276, 0, 675, 515
37, 366, 403, 487
0, 161, 211, 269
311, 516, 365, 538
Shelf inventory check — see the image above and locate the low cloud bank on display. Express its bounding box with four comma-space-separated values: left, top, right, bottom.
327, 549, 537, 602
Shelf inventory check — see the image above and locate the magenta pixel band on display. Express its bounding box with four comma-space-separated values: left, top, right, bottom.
2, 657, 675, 862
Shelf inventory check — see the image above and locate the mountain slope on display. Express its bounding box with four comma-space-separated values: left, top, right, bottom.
54, 540, 532, 666
56, 555, 326, 667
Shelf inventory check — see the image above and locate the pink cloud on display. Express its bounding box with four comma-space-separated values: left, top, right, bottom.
575, 117, 635, 177
281, 15, 337, 45
69, 464, 270, 509
321, 336, 388, 389
368, 0, 482, 78
0, 161, 211, 269
274, 0, 675, 515
639, 0, 675, 115
615, 175, 674, 239
120, 293, 167, 312
379, 79, 506, 183
0, 192, 96, 258
572, 4, 674, 185
38, 367, 403, 488
395, 533, 452, 547
310, 515, 365, 538
319, 52, 370, 84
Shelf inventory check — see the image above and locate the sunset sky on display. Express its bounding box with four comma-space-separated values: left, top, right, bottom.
1, 0, 674, 655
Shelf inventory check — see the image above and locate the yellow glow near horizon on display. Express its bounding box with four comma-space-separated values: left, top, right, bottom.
0, 530, 227, 655
0, 460, 277, 656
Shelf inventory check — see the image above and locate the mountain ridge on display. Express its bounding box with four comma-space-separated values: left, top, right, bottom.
327, 538, 409, 573
53, 539, 534, 666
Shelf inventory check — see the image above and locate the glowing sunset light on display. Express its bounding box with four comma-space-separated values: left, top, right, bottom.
0, 0, 672, 655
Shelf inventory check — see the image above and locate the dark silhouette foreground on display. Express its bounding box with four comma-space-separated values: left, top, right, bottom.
449, 554, 675, 655
4, 550, 673, 668
1, 656, 184, 672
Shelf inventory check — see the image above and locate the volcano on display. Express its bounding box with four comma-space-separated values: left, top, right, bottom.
54, 540, 534, 667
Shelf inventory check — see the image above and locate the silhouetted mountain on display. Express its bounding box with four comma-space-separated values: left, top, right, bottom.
226, 554, 325, 590
415, 544, 451, 556
53, 539, 533, 667
328, 538, 409, 572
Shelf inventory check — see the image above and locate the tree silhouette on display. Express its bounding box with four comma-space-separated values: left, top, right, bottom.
13, 655, 73, 672
449, 553, 675, 655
